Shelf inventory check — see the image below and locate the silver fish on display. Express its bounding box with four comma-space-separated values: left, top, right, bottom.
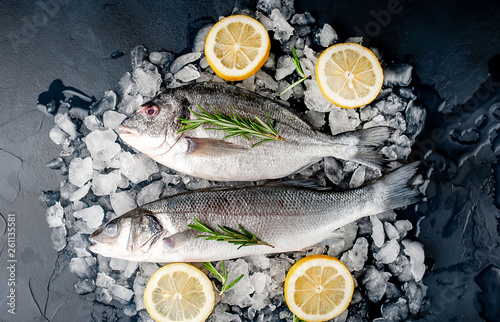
88, 163, 420, 262
118, 82, 393, 181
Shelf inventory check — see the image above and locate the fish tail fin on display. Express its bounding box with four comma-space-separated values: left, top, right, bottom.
375, 162, 422, 210
331, 126, 394, 169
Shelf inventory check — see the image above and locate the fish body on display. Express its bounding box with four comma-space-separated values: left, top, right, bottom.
89, 163, 420, 262
119, 82, 392, 181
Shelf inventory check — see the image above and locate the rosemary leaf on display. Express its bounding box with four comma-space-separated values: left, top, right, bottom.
280, 46, 310, 96
203, 261, 244, 296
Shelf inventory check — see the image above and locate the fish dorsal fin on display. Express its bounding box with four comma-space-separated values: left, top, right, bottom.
185, 137, 248, 156
266, 180, 332, 191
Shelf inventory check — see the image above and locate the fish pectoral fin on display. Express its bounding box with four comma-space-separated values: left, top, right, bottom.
162, 230, 198, 249
185, 137, 248, 156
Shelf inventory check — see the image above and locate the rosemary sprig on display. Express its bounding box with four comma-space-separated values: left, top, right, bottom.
293, 314, 305, 322
203, 261, 244, 296
280, 46, 310, 96
188, 217, 274, 249
177, 104, 284, 147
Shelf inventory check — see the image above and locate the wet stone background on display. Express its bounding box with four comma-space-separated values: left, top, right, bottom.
0, 0, 499, 321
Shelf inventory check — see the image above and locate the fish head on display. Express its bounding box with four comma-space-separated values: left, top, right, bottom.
118, 93, 183, 157
88, 209, 163, 260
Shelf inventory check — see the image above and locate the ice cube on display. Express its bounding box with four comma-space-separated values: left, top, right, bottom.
405, 100, 426, 139
256, 11, 273, 31
118, 73, 137, 97
51, 226, 67, 251
74, 279, 96, 295
91, 90, 117, 117
133, 273, 149, 311
304, 110, 325, 130
381, 298, 409, 321
49, 126, 70, 145
85, 129, 121, 170
54, 112, 78, 139
384, 222, 400, 240
124, 303, 137, 317
370, 215, 385, 247
388, 255, 413, 283
170, 52, 203, 74
110, 258, 128, 271
132, 61, 162, 99
124, 261, 139, 278
403, 280, 423, 314
69, 257, 96, 279
329, 106, 361, 135
374, 239, 400, 264
193, 24, 214, 52
139, 262, 160, 278
245, 254, 271, 270
83, 115, 103, 132
73, 205, 105, 229
362, 266, 391, 303
263, 52, 276, 69
270, 9, 294, 43
149, 51, 174, 67
119, 151, 159, 184
275, 55, 296, 80
385, 282, 402, 301
402, 239, 425, 282
46, 202, 65, 228
96, 287, 113, 304
374, 93, 406, 116
383, 63, 413, 87
68, 157, 93, 187
340, 237, 369, 271
255, 70, 279, 91
174, 64, 201, 82
345, 36, 363, 44
110, 191, 137, 216
112, 284, 134, 303
314, 23, 337, 48
39, 190, 61, 207
131, 45, 148, 69
349, 165, 366, 188
324, 157, 344, 185
250, 272, 268, 294
304, 79, 333, 112
96, 272, 115, 289
290, 13, 309, 25
257, 0, 295, 20
136, 180, 164, 206
103, 110, 127, 130
394, 220, 413, 239
92, 170, 121, 196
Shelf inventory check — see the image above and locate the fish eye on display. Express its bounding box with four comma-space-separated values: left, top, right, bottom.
104, 222, 118, 236
142, 104, 160, 117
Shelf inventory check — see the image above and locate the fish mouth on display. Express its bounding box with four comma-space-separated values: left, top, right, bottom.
118, 125, 140, 137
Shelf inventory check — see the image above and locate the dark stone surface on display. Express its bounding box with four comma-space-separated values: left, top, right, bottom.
0, 0, 499, 321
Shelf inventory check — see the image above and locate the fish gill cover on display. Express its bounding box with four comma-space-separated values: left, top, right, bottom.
39, 0, 430, 320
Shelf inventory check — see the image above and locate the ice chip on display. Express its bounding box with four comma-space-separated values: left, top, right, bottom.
374, 239, 400, 264
362, 266, 391, 303
349, 165, 366, 188
46, 202, 65, 228
119, 152, 159, 184
110, 191, 137, 216
73, 205, 104, 229
132, 61, 161, 99
96, 272, 115, 289
69, 257, 96, 279
250, 272, 268, 294
110, 258, 128, 271
375, 93, 406, 116
68, 157, 93, 187
124, 261, 139, 278
193, 24, 214, 52
340, 237, 369, 271
54, 112, 78, 139
381, 298, 409, 321
385, 282, 401, 301
70, 182, 91, 202
85, 129, 121, 169
256, 11, 273, 31
275, 55, 296, 80
136, 180, 164, 206
270, 9, 294, 43
304, 110, 326, 130
257, 0, 295, 20
49, 125, 70, 145
314, 23, 337, 48
406, 100, 426, 139
149, 51, 174, 67
255, 70, 279, 91
324, 157, 344, 185
103, 110, 127, 130
383, 63, 413, 87
170, 52, 203, 74
92, 170, 121, 196
370, 215, 385, 248
395, 220, 413, 239
133, 273, 149, 311
131, 45, 148, 69
174, 64, 201, 82
245, 254, 271, 270
96, 287, 113, 304
91, 90, 117, 117
112, 284, 134, 303
51, 226, 67, 251
388, 255, 413, 283
75, 279, 96, 295
384, 222, 400, 240
304, 79, 334, 112
329, 106, 361, 135
403, 280, 424, 314
83, 115, 103, 132
402, 239, 425, 282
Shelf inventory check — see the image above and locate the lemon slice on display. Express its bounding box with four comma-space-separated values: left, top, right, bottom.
316, 43, 384, 108
284, 255, 354, 321
205, 15, 270, 81
144, 263, 215, 322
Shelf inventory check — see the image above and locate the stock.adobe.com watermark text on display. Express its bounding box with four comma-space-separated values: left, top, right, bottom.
7, 0, 68, 53
6, 213, 16, 315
